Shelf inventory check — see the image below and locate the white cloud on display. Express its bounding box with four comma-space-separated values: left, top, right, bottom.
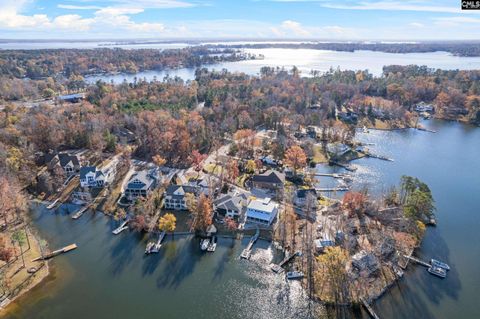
409, 22, 424, 28
281, 20, 310, 36
58, 4, 102, 10
321, 1, 461, 13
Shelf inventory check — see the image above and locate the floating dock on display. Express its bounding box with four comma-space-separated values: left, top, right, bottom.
32, 243, 77, 262
270, 251, 301, 273
71, 206, 89, 219
112, 220, 129, 235
46, 199, 60, 210
240, 228, 259, 259
146, 231, 166, 254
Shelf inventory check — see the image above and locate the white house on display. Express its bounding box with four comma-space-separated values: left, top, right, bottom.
163, 185, 200, 210
80, 160, 117, 188
246, 197, 278, 226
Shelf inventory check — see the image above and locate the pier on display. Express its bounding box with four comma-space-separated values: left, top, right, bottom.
270, 251, 301, 273
240, 227, 259, 259
46, 199, 60, 210
314, 173, 352, 180
361, 298, 380, 319
403, 255, 431, 268
365, 152, 394, 162
32, 243, 77, 262
71, 206, 89, 219
146, 231, 166, 254
112, 220, 129, 235
315, 187, 349, 192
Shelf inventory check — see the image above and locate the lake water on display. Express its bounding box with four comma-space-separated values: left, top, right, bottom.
85, 48, 480, 84
5, 119, 480, 319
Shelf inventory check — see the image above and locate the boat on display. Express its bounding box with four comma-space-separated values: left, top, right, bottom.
428, 266, 447, 278
145, 242, 155, 254
200, 239, 209, 251
46, 199, 60, 210
207, 236, 217, 252
363, 126, 369, 133
431, 259, 450, 271
286, 271, 304, 280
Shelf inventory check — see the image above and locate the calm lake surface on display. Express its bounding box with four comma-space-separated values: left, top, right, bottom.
85, 48, 480, 84
5, 119, 480, 319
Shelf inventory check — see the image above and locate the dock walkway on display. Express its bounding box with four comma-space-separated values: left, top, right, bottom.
32, 243, 77, 262
403, 255, 431, 267
71, 206, 89, 219
240, 227, 259, 259
112, 220, 129, 235
270, 251, 301, 273
361, 298, 380, 319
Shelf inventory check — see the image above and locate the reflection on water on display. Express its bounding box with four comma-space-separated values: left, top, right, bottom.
4, 120, 480, 319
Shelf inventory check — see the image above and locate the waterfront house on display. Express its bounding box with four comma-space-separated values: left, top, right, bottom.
415, 102, 434, 112
80, 162, 116, 188
44, 152, 82, 176
213, 192, 249, 220
250, 170, 285, 192
245, 197, 278, 226
326, 143, 350, 159
163, 185, 200, 210
124, 170, 157, 200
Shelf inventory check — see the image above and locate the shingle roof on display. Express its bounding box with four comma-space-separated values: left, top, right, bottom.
165, 185, 200, 197
127, 170, 155, 190
58, 153, 80, 167
80, 166, 96, 179
251, 170, 285, 184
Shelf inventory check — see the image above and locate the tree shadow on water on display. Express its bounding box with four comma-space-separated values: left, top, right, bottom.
155, 236, 205, 289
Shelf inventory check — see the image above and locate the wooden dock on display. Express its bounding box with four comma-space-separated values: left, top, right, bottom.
32, 243, 77, 262
403, 255, 431, 268
112, 220, 129, 235
270, 251, 301, 273
240, 228, 259, 259
361, 298, 380, 319
46, 199, 60, 210
146, 231, 166, 254
71, 206, 89, 219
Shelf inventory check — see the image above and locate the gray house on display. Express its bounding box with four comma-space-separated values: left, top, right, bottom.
164, 185, 200, 210
213, 192, 249, 220
124, 170, 157, 200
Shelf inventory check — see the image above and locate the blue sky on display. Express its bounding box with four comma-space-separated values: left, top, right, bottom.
0, 0, 479, 40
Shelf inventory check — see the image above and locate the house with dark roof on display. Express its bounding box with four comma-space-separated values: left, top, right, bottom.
250, 170, 285, 192
213, 192, 249, 220
44, 152, 82, 176
124, 170, 157, 200
80, 162, 117, 188
163, 185, 200, 210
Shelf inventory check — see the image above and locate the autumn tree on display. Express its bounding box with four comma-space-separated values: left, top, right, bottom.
224, 217, 238, 231
284, 145, 307, 175
226, 159, 239, 183
158, 213, 176, 233
315, 246, 350, 304
192, 194, 213, 233
342, 191, 368, 217
189, 150, 207, 172
152, 155, 167, 167
245, 159, 257, 174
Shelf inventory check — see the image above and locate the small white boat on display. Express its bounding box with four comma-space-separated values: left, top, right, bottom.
428, 266, 447, 278
46, 199, 59, 210
431, 259, 450, 271
207, 236, 217, 252
145, 242, 155, 254
200, 239, 209, 251
363, 126, 369, 133
286, 271, 304, 280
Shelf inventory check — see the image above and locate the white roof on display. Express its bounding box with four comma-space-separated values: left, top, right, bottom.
247, 198, 277, 214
